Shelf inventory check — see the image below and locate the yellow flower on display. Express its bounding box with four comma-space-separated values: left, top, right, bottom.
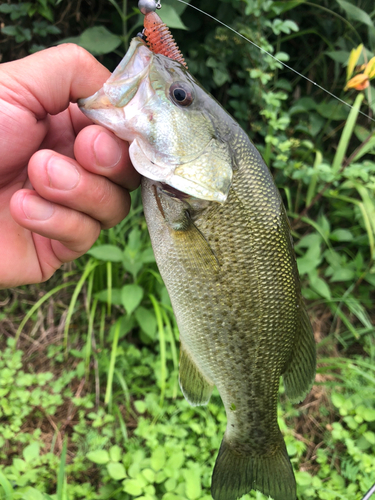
364, 56, 375, 79
344, 73, 369, 91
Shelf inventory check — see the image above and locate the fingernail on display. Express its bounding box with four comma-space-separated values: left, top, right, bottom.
94, 132, 122, 168
23, 195, 54, 221
47, 157, 80, 190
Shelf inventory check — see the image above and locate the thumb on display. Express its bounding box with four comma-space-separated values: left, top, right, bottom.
1, 44, 110, 119
0, 44, 111, 175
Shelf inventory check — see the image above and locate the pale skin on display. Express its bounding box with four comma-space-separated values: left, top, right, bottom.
0, 44, 140, 289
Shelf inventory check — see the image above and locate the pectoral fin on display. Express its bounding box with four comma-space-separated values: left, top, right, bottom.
179, 342, 214, 406
173, 222, 220, 275
283, 302, 316, 403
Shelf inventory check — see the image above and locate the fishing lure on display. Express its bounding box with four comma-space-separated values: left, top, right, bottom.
139, 0, 187, 68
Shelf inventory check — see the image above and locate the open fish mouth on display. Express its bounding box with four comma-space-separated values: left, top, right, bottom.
78, 39, 155, 139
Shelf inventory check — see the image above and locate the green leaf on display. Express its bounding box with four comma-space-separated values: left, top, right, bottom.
183, 469, 202, 500
329, 229, 353, 242
159, 0, 191, 15
21, 488, 45, 500
296, 236, 322, 275
87, 245, 124, 262
290, 97, 317, 115
150, 446, 166, 471
1, 26, 18, 36
109, 445, 122, 462
86, 450, 110, 464
159, 5, 187, 30
309, 272, 331, 300
166, 451, 185, 470
364, 431, 375, 444
134, 400, 147, 414
121, 285, 144, 315
107, 462, 127, 480
135, 307, 157, 338
330, 268, 355, 282
331, 392, 346, 409
316, 100, 349, 121
123, 479, 143, 496
363, 408, 375, 422
162, 494, 186, 500
23, 442, 40, 462
142, 468, 156, 483
325, 50, 350, 64
59, 26, 121, 56
13, 458, 27, 472
80, 26, 122, 55
335, 0, 373, 27
95, 288, 123, 306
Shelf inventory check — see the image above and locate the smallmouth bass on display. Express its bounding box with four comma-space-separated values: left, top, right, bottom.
79, 37, 316, 500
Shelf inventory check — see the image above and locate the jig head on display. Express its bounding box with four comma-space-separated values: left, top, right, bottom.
138, 0, 161, 15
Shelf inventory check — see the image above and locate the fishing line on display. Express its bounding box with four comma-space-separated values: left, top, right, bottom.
175, 0, 375, 124
362, 484, 375, 500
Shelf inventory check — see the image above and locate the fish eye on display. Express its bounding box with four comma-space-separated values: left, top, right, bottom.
170, 82, 194, 107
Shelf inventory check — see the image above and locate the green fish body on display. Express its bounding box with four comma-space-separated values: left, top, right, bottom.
79, 38, 316, 500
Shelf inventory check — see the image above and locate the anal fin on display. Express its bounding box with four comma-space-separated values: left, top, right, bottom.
283, 301, 316, 403
179, 342, 214, 406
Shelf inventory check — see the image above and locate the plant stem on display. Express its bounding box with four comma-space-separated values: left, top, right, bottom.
123, 0, 128, 50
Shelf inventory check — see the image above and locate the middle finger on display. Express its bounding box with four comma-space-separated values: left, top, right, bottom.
28, 150, 131, 229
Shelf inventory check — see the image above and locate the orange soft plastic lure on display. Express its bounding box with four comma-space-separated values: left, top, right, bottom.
143, 11, 188, 68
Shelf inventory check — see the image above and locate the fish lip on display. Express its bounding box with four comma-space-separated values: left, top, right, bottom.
78, 89, 112, 111
78, 37, 153, 113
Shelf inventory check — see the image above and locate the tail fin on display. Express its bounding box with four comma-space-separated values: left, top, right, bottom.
211, 436, 296, 500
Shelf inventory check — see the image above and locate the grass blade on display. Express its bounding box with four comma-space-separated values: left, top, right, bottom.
161, 308, 179, 399
306, 150, 323, 207
15, 282, 75, 349
331, 93, 364, 173
105, 320, 121, 406
64, 259, 99, 356
115, 369, 131, 412
150, 294, 166, 407
57, 438, 68, 500
113, 403, 128, 444
107, 261, 112, 316
85, 298, 98, 380
0, 469, 13, 500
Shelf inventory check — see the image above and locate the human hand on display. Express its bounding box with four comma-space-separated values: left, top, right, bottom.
0, 44, 140, 289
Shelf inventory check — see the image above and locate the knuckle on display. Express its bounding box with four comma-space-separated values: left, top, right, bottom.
55, 43, 92, 65
64, 212, 101, 254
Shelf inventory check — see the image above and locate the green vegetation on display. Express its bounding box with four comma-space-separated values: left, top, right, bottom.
1, 0, 375, 499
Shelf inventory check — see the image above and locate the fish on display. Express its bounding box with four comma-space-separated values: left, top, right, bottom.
78, 32, 316, 500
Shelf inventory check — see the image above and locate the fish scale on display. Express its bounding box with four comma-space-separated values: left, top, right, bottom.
78, 36, 316, 500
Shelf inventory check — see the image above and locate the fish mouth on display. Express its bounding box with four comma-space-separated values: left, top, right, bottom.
130, 139, 228, 203
78, 38, 154, 131
155, 183, 192, 200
